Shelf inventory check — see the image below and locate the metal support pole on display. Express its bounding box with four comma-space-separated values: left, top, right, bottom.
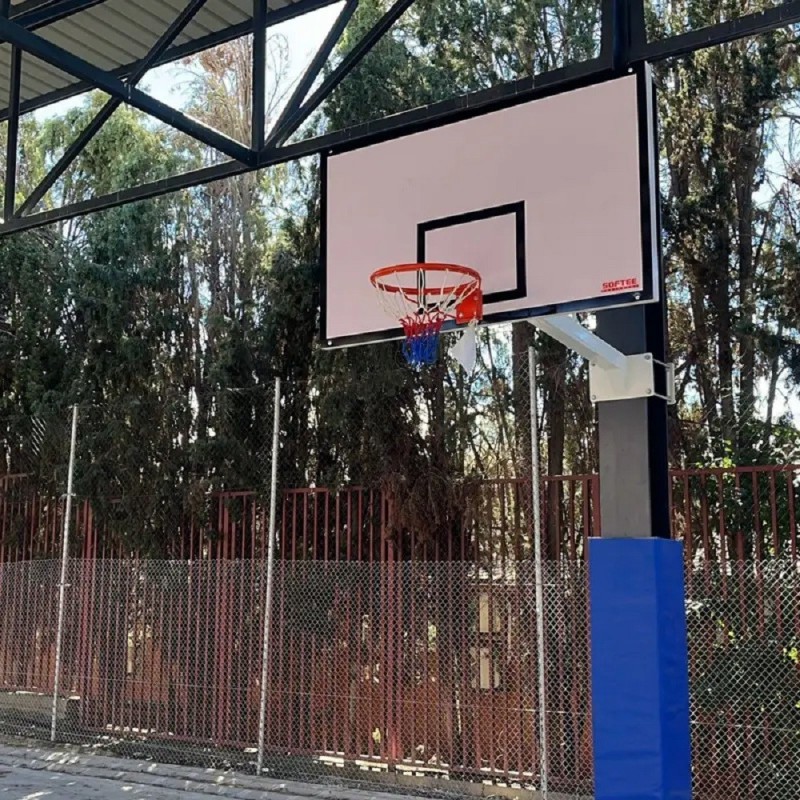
589, 7, 692, 795
51, 404, 78, 742
596, 0, 670, 542
252, 0, 267, 150
596, 306, 670, 538
528, 346, 549, 799
256, 377, 281, 775
4, 49, 20, 219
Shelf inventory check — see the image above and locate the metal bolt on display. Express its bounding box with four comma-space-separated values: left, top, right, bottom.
646, 389, 653, 395
591, 394, 597, 401
645, 354, 652, 361
591, 362, 596, 368
634, 293, 641, 300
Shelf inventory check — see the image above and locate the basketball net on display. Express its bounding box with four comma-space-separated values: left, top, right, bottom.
401, 309, 446, 367
370, 263, 482, 368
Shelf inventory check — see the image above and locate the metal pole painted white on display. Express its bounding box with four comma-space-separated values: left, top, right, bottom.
51, 404, 78, 742
528, 346, 549, 798
257, 377, 281, 775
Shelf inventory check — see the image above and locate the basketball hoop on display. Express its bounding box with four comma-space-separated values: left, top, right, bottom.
370, 263, 483, 367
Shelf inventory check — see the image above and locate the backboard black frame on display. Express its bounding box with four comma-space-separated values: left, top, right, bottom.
418, 202, 528, 306
319, 63, 658, 349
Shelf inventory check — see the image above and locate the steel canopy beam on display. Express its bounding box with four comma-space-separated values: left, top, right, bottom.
0, 15, 254, 166
266, 0, 418, 152
3, 1, 799, 122
0, 59, 608, 235
0, 0, 344, 123
12, 0, 109, 29
16, 0, 212, 218
631, 0, 800, 62
3, 0, 800, 234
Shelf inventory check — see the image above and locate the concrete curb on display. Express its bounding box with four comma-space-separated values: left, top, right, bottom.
0, 744, 429, 799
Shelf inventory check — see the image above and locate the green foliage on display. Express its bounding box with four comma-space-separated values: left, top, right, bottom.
656, 3, 800, 466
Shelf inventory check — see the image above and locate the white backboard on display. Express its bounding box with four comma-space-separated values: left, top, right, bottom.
322, 67, 658, 347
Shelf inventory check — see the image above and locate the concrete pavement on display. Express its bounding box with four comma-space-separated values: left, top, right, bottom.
0, 744, 434, 799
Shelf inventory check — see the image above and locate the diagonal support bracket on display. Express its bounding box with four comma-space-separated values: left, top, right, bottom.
261, 0, 416, 156
529, 314, 675, 404
265, 0, 358, 148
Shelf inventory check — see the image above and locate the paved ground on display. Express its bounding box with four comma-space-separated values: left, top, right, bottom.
0, 744, 436, 800
0, 765, 214, 798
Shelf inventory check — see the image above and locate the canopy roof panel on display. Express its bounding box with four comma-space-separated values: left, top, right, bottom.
0, 0, 334, 118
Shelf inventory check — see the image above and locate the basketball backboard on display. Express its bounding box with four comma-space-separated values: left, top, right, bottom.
321, 65, 658, 348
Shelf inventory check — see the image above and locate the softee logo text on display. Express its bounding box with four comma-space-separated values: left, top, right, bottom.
601, 278, 640, 293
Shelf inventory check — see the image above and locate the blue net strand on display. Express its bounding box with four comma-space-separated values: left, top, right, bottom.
400, 309, 445, 368
402, 328, 440, 367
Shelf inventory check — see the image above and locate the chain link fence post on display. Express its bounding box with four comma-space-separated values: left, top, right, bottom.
257, 377, 281, 775
51, 403, 78, 742
528, 345, 549, 798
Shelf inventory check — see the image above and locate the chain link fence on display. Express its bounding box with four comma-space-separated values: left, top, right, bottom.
0, 559, 62, 736
0, 338, 797, 798
687, 559, 800, 800
0, 556, 591, 795
0, 555, 798, 799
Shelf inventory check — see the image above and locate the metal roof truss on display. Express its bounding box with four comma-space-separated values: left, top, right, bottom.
0, 0, 799, 235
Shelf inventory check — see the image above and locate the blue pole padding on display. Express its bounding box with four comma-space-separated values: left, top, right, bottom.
589, 537, 692, 800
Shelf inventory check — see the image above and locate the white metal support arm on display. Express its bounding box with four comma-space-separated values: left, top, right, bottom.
533, 314, 627, 371
528, 314, 675, 404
